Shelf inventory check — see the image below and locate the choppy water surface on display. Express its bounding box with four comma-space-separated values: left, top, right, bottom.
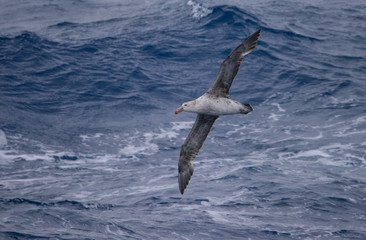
1, 0, 366, 239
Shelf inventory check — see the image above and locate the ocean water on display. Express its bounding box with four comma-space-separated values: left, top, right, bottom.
1, 0, 366, 239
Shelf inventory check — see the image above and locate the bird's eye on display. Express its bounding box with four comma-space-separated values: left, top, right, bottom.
183, 104, 187, 106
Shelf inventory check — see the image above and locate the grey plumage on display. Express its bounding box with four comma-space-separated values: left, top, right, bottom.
178, 114, 218, 194
207, 29, 261, 98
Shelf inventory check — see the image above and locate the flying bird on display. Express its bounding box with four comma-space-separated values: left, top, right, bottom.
175, 30, 261, 194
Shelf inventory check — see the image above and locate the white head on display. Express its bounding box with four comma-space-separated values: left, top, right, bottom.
175, 100, 196, 114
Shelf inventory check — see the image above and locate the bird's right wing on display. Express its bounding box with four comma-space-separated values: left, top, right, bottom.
206, 30, 261, 98
178, 114, 218, 194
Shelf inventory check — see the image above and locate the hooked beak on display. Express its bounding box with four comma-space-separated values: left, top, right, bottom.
175, 106, 184, 114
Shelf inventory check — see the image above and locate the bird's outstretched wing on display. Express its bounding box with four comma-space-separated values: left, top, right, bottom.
178, 114, 218, 194
206, 29, 261, 98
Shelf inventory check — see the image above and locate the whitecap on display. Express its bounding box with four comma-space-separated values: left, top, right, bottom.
335, 129, 366, 137
155, 127, 179, 141
78, 121, 196, 160
271, 103, 286, 112
118, 121, 196, 156
80, 133, 104, 141
205, 210, 231, 223
268, 113, 283, 121
125, 183, 176, 196
88, 154, 117, 163
0, 150, 54, 162
171, 121, 194, 131
70, 191, 95, 200
119, 132, 159, 156
301, 132, 323, 140
226, 125, 247, 136
294, 149, 331, 158
187, 0, 212, 19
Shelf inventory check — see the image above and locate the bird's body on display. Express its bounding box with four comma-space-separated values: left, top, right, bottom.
175, 30, 261, 194
179, 94, 253, 116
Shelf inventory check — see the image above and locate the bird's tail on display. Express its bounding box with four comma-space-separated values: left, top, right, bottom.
240, 103, 253, 114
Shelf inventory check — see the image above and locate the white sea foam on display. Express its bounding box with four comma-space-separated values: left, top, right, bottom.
353, 115, 366, 124
155, 127, 179, 141
125, 183, 176, 196
271, 103, 286, 112
226, 125, 247, 136
205, 210, 231, 223
278, 142, 361, 167
329, 114, 366, 138
293, 149, 331, 158
0, 175, 63, 191
147, 173, 174, 184
89, 154, 118, 163
0, 150, 54, 162
80, 133, 104, 141
335, 129, 366, 137
203, 206, 261, 227
71, 191, 95, 200
301, 132, 323, 140
267, 103, 286, 121
119, 132, 159, 156
118, 121, 193, 157
187, 0, 212, 19
268, 113, 283, 121
329, 96, 357, 105
0, 137, 80, 165
171, 121, 194, 131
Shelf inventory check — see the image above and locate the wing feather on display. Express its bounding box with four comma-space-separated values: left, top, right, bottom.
206, 29, 261, 98
178, 114, 218, 194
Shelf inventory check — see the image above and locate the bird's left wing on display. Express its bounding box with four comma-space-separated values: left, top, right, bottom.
178, 114, 218, 194
206, 29, 261, 98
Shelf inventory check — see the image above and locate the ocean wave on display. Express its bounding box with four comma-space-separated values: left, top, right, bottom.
0, 198, 115, 210
200, 5, 260, 30
0, 119, 194, 164
1, 0, 366, 239
0, 232, 53, 240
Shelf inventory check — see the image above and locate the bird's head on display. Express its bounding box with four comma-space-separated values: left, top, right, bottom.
175, 101, 196, 114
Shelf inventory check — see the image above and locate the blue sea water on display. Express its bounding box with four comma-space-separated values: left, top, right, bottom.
1, 0, 366, 239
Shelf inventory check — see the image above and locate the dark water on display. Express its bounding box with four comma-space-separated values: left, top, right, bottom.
1, 0, 366, 239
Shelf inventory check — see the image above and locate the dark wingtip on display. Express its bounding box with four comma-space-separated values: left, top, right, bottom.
178, 165, 194, 195
250, 29, 261, 40
242, 29, 261, 55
